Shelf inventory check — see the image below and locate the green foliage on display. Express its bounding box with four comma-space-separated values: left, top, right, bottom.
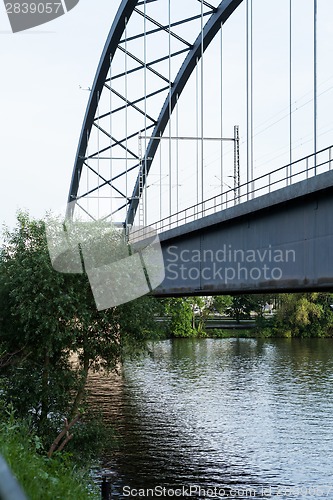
193, 296, 213, 336
210, 295, 233, 315
163, 296, 220, 337
275, 293, 333, 337
164, 298, 196, 337
0, 211, 162, 441
64, 411, 116, 464
0, 407, 98, 500
199, 293, 333, 338
209, 328, 255, 339
226, 295, 259, 323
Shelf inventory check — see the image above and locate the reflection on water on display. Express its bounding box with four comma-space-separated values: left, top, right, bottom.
88, 339, 333, 499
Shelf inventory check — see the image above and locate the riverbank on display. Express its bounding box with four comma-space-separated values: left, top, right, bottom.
203, 325, 333, 339
208, 327, 258, 338
0, 412, 99, 500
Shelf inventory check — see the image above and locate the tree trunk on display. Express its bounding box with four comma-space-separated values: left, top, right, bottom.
70, 347, 90, 420
40, 348, 50, 429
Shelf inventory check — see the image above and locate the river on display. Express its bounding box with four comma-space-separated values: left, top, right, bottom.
88, 338, 333, 499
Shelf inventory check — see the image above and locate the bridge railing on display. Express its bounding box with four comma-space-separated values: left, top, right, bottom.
130, 145, 333, 241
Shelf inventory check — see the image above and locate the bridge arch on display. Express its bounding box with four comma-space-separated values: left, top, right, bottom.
67, 0, 243, 224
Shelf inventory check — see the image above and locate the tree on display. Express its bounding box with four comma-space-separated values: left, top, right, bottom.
164, 298, 196, 337
226, 295, 259, 323
162, 297, 218, 337
275, 293, 333, 337
210, 295, 233, 315
191, 296, 211, 335
0, 212, 161, 435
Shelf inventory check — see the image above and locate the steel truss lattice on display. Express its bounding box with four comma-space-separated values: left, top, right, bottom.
67, 0, 243, 226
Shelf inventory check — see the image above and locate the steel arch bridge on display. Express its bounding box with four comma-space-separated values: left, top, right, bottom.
67, 0, 333, 236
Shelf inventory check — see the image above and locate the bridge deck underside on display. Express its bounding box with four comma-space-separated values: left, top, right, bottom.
153, 170, 333, 296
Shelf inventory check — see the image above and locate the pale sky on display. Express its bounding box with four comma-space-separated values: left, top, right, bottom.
2, 0, 333, 229
0, 0, 119, 229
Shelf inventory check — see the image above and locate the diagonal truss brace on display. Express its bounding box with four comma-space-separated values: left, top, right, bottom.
125, 0, 244, 227
67, 0, 244, 224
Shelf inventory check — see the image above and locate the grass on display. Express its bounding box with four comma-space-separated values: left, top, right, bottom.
208, 328, 256, 338
0, 409, 99, 500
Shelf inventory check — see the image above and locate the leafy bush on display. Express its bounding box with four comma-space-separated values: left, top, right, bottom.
0, 407, 99, 500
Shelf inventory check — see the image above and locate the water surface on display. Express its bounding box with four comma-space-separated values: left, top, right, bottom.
89, 338, 333, 499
